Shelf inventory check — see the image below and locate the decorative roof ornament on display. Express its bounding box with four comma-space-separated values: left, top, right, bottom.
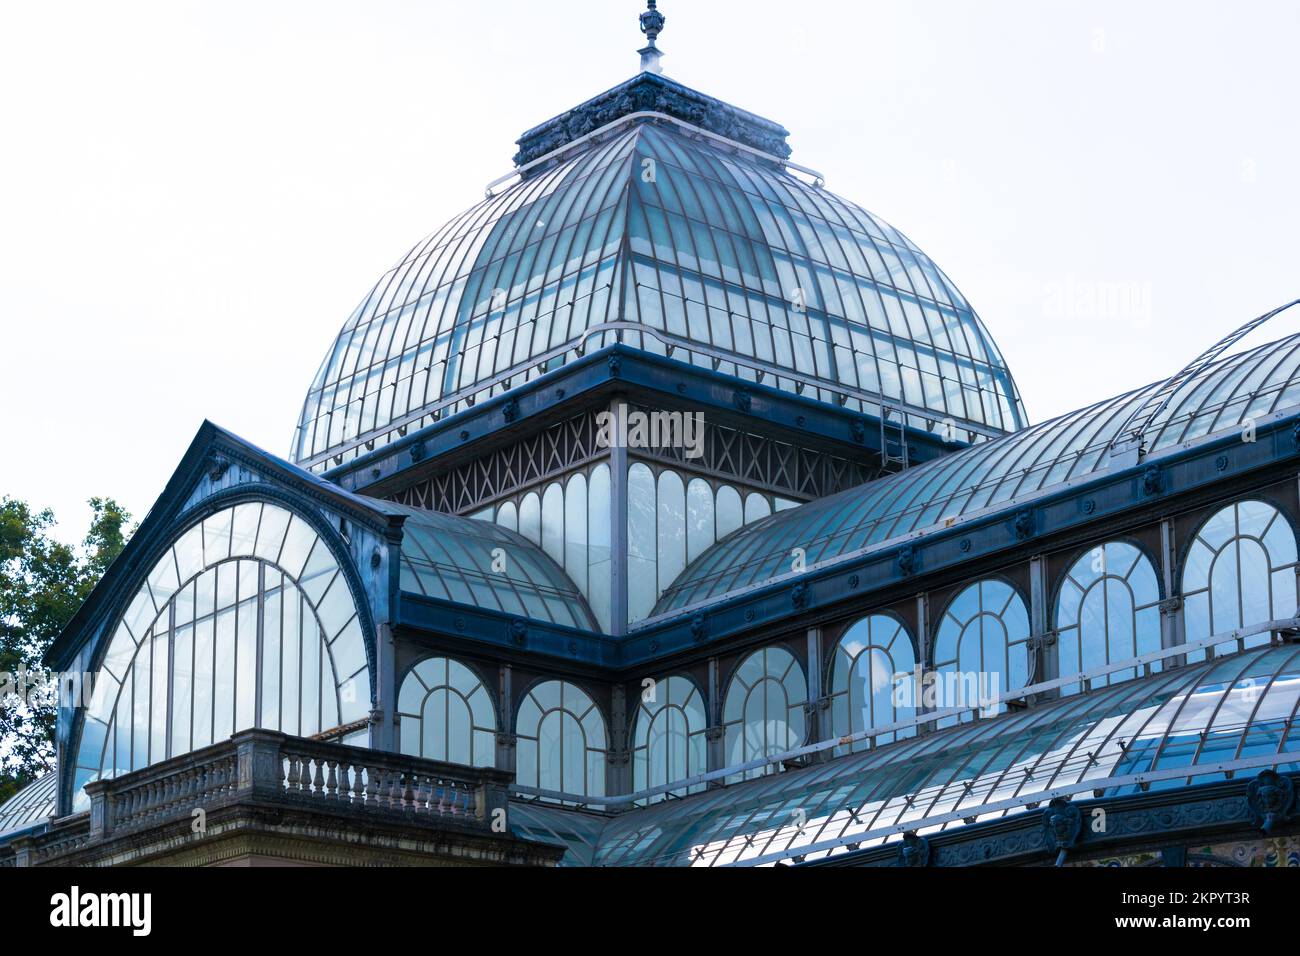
639, 0, 666, 74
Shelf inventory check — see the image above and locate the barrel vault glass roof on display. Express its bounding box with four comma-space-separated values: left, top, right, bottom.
0, 771, 56, 838
655, 333, 1300, 614
509, 641, 1300, 866
294, 120, 1026, 468
390, 502, 597, 631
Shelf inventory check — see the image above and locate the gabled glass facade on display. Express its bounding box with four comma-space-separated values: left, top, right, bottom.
70, 501, 372, 810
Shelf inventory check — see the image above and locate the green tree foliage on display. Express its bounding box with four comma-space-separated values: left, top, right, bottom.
0, 497, 131, 803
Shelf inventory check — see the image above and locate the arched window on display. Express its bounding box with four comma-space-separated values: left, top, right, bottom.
486, 465, 613, 632
624, 465, 787, 625
72, 501, 371, 809
1183, 500, 1299, 649
1056, 542, 1162, 692
397, 657, 496, 767
723, 646, 807, 781
933, 580, 1030, 719
828, 614, 916, 754
515, 680, 607, 801
632, 675, 707, 801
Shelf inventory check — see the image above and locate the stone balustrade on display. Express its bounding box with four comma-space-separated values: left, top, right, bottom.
83, 729, 512, 843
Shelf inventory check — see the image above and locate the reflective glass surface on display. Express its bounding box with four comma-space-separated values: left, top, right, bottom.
481, 465, 612, 631
0, 771, 56, 837
513, 642, 1300, 866
515, 680, 607, 801
1183, 500, 1299, 650
72, 502, 371, 810
397, 656, 497, 767
626, 464, 777, 624
657, 335, 1300, 613
828, 614, 916, 754
294, 124, 1025, 468
632, 675, 708, 802
393, 502, 597, 630
932, 579, 1030, 719
1056, 542, 1162, 692
722, 646, 808, 781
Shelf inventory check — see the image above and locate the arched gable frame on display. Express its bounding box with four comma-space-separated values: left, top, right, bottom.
62, 482, 384, 813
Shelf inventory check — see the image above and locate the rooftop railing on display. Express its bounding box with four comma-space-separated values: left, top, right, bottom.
512, 616, 1300, 810
84, 729, 512, 844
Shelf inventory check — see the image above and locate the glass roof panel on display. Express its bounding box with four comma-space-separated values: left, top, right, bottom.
294, 123, 1026, 469
656, 334, 1300, 615
511, 644, 1300, 866
0, 771, 56, 838
388, 502, 596, 631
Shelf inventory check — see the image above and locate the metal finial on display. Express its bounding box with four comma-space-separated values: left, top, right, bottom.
638, 1, 666, 74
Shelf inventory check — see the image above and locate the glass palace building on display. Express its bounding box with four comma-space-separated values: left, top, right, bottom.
4, 5, 1300, 868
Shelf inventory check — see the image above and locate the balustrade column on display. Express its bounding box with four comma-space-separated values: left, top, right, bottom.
232, 728, 288, 798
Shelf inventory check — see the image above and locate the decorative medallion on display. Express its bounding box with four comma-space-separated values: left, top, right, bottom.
1247, 769, 1295, 834
897, 831, 929, 867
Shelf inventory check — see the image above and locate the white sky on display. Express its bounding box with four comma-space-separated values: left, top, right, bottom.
1, 0, 1297, 542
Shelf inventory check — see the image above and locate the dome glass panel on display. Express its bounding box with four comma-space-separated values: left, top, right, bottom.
294, 121, 1025, 469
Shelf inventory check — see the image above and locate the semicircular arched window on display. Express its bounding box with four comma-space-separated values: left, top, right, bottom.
723, 646, 808, 781
514, 680, 607, 802
632, 675, 707, 802
828, 614, 916, 754
397, 657, 497, 767
1182, 500, 1299, 649
932, 579, 1030, 720
72, 501, 371, 809
1055, 542, 1162, 693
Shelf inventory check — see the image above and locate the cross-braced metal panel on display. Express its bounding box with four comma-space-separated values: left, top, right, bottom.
392, 411, 606, 514
624, 402, 872, 499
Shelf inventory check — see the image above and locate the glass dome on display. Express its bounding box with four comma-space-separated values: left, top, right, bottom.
293, 117, 1026, 469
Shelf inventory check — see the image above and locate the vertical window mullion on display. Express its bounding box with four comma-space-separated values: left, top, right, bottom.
165, 600, 175, 759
